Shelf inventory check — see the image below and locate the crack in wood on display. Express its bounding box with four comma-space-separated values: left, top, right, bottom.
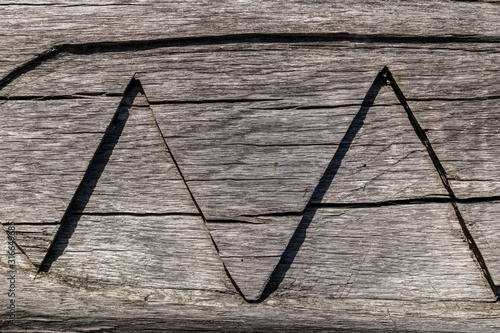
148, 98, 282, 105
23, 64, 496, 302
3, 41, 496, 302
255, 68, 388, 302
0, 93, 113, 100
383, 67, 499, 299
407, 96, 500, 102
3, 32, 500, 95
307, 195, 500, 209
76, 212, 200, 217
255, 66, 500, 303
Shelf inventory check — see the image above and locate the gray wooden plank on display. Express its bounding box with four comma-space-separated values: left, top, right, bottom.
3, 24, 500, 330
0, 98, 119, 224
2, 0, 500, 83
6, 42, 500, 103
0, 44, 497, 251
312, 84, 449, 204
0, 52, 136, 98
275, 204, 493, 302
76, 94, 198, 215
458, 201, 500, 286
411, 99, 500, 198
206, 216, 302, 301
0, 98, 121, 266
5, 256, 500, 332
9, 224, 60, 268
136, 52, 380, 105
3, 207, 500, 332
47, 214, 233, 293
163, 148, 341, 218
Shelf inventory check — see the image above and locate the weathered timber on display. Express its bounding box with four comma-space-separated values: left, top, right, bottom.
206, 215, 303, 301
274, 204, 493, 301
2, 0, 500, 83
459, 201, 500, 288
3, 1, 500, 331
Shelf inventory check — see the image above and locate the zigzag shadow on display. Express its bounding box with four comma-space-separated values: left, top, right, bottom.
33, 65, 497, 302
258, 68, 388, 302
257, 66, 499, 302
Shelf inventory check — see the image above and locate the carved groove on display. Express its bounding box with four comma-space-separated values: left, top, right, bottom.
257, 67, 499, 302
16, 63, 497, 301
37, 77, 141, 272
383, 67, 499, 299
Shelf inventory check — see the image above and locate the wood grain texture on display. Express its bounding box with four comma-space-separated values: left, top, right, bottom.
274, 204, 493, 302
46, 214, 233, 293
206, 216, 302, 301
2, 0, 500, 82
459, 201, 500, 286
0, 98, 121, 267
311, 85, 448, 204
0, 98, 120, 223
411, 99, 500, 199
76, 95, 198, 215
2, 0, 500, 330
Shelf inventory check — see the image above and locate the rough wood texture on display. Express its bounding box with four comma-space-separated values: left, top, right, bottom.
3, 1, 500, 331
459, 201, 500, 286
310, 85, 448, 204
75, 94, 198, 215
206, 216, 302, 301
276, 204, 492, 301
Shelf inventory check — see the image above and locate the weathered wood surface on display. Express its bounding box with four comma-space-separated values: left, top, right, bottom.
2, 0, 500, 82
3, 0, 500, 331
459, 202, 500, 286
278, 204, 492, 301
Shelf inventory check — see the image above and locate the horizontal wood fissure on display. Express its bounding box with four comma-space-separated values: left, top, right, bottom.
3, 32, 500, 94
3, 59, 497, 302
386, 67, 498, 297
76, 212, 201, 217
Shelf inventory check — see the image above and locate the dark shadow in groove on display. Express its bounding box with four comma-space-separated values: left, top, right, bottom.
38, 77, 143, 273
384, 68, 499, 299
257, 69, 387, 302
3, 32, 500, 95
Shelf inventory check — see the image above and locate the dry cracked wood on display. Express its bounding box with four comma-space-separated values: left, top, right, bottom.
2, 0, 500, 83
275, 204, 493, 302
459, 201, 500, 287
3, 2, 500, 328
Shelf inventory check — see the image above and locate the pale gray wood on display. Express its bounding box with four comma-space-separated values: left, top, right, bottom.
2, 0, 500, 82
5, 259, 500, 332
206, 216, 302, 301
276, 204, 493, 302
78, 95, 198, 215
0, 98, 122, 267
46, 215, 233, 293
3, 1, 500, 329
458, 201, 500, 286
0, 98, 120, 222
0, 52, 136, 98
1, 205, 499, 331
311, 84, 449, 204
410, 99, 500, 199
7, 224, 59, 268
1, 41, 500, 305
